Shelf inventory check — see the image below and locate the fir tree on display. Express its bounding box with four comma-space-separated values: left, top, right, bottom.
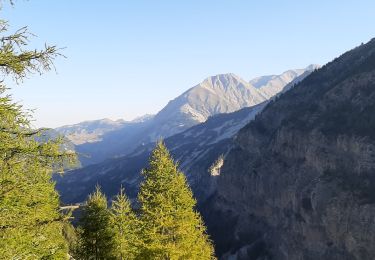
0, 3, 76, 259
138, 141, 216, 259
77, 186, 116, 260
111, 187, 139, 260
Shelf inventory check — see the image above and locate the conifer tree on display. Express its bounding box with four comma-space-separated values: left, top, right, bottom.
138, 141, 216, 259
111, 187, 139, 260
77, 186, 116, 260
0, 3, 76, 259
63, 222, 79, 257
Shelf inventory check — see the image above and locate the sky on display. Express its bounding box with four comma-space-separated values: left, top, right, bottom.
2, 1, 375, 128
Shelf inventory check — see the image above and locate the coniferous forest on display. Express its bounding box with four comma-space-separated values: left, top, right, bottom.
72, 142, 215, 260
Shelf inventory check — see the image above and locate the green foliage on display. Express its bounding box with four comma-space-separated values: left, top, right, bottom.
63, 222, 79, 256
72, 143, 216, 259
77, 186, 117, 260
138, 141, 216, 259
0, 3, 76, 259
0, 20, 61, 80
111, 187, 140, 260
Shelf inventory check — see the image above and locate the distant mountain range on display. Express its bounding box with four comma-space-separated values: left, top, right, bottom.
55, 65, 318, 166
55, 115, 155, 145
56, 65, 317, 203
56, 118, 127, 145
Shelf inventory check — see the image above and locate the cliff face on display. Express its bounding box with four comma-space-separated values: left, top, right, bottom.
209, 39, 375, 259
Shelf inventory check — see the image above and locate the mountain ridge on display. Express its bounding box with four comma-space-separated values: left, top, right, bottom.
56, 65, 316, 206
56, 65, 316, 166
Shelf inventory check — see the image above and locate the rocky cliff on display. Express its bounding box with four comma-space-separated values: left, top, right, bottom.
207, 39, 375, 259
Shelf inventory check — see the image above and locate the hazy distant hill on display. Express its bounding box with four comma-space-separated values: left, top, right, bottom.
55, 115, 154, 145
56, 118, 127, 145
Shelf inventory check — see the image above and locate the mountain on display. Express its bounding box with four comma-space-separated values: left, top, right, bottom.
153, 73, 266, 128
55, 117, 156, 165
65, 73, 269, 166
35, 129, 79, 169
130, 114, 154, 123
56, 118, 128, 145
205, 39, 375, 259
56, 66, 316, 166
55, 103, 267, 204
250, 64, 320, 98
56, 66, 315, 204
38, 128, 76, 152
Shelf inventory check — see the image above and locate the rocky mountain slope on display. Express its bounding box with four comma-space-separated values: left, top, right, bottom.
206, 39, 375, 259
154, 73, 266, 128
56, 66, 316, 166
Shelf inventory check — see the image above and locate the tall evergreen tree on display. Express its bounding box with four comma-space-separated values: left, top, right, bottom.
77, 186, 116, 260
0, 3, 76, 259
138, 141, 216, 259
111, 187, 139, 260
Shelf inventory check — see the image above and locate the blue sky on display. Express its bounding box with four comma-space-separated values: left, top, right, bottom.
2, 1, 375, 127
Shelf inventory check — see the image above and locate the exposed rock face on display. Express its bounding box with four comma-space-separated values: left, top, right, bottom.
156, 73, 267, 127
208, 39, 375, 259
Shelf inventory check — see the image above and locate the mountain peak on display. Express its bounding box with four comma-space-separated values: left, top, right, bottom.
305, 64, 320, 71
249, 64, 319, 98
155, 72, 265, 128
208, 72, 242, 80
202, 73, 248, 90
131, 114, 155, 123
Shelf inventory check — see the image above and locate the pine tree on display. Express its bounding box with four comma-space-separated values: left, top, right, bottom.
77, 186, 116, 260
63, 222, 79, 257
0, 3, 76, 259
111, 187, 139, 260
138, 141, 216, 259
